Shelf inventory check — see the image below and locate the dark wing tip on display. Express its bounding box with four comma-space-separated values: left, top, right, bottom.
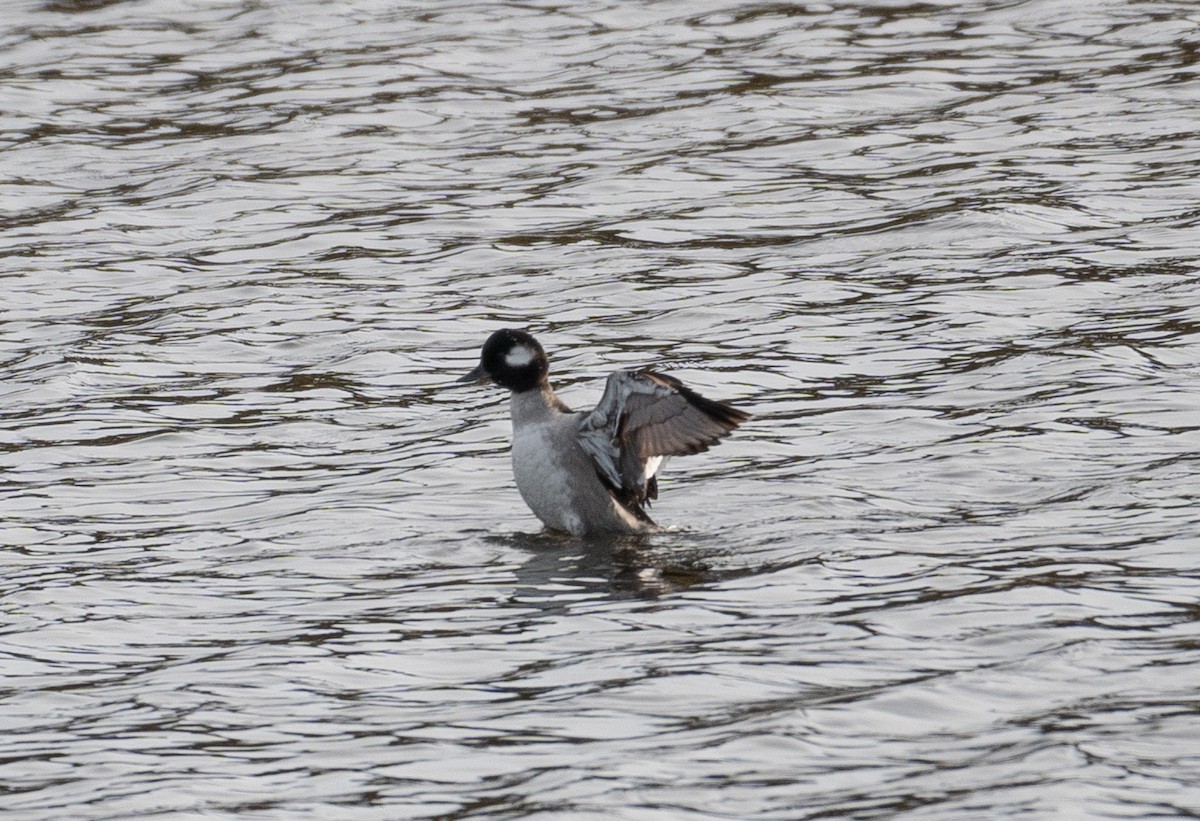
642, 370, 751, 431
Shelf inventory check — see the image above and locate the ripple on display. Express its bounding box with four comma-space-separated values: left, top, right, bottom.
3, 0, 1200, 818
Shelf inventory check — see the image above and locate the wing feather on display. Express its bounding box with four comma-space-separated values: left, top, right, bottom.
577, 369, 750, 512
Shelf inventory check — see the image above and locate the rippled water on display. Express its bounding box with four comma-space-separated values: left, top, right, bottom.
3, 0, 1200, 818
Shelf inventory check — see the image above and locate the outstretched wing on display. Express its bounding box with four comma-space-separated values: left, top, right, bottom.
577, 370, 750, 511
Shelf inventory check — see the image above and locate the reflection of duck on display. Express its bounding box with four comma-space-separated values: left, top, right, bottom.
458, 329, 750, 536
497, 531, 728, 603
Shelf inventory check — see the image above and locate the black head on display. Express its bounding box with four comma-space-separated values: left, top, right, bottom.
457, 329, 550, 393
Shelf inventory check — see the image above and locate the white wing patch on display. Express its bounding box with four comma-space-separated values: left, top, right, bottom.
643, 455, 664, 484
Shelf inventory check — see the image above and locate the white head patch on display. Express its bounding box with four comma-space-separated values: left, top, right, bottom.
504, 345, 536, 368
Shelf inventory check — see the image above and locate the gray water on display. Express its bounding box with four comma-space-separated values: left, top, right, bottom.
3, 0, 1200, 818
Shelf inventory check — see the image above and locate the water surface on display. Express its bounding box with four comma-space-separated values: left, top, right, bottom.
3, 0, 1200, 818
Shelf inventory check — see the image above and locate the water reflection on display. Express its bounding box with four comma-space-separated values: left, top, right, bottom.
494, 529, 761, 603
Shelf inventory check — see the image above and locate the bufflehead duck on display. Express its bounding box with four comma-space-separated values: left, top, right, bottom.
458, 329, 750, 536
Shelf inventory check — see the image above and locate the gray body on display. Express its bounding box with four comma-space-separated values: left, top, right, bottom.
510, 388, 652, 535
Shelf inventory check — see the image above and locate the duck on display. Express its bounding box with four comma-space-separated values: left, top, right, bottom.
457, 329, 750, 535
